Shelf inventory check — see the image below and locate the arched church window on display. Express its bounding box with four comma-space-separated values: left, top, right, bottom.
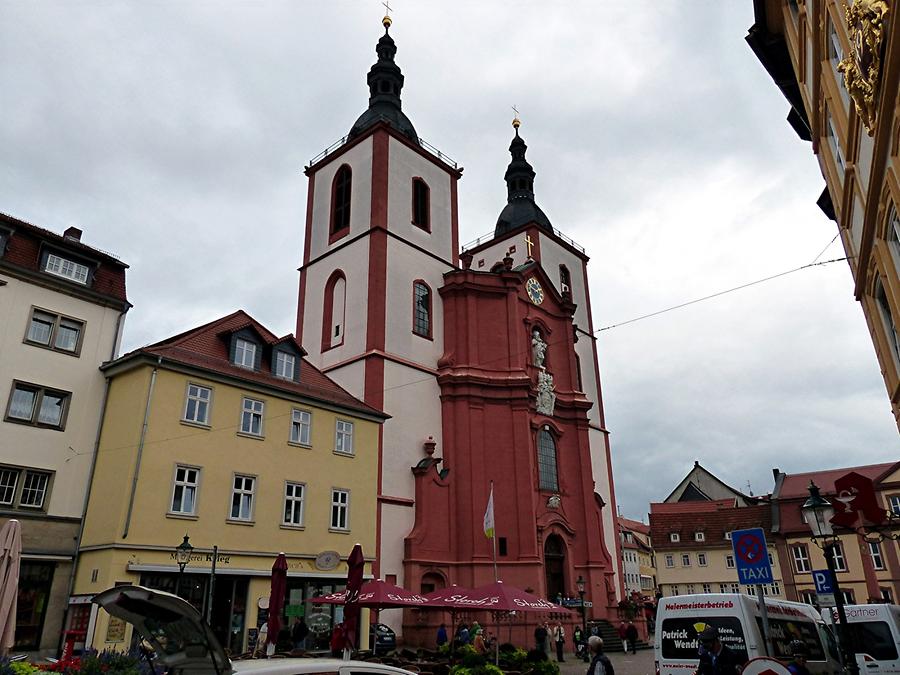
331, 165, 352, 235
537, 428, 559, 492
413, 280, 431, 338
322, 271, 346, 351
412, 178, 430, 231
559, 265, 571, 296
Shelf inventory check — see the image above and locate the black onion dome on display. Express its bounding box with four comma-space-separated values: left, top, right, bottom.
349, 26, 419, 145
494, 128, 552, 236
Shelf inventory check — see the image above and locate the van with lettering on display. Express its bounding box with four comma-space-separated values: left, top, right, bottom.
822, 604, 900, 673
654, 594, 842, 675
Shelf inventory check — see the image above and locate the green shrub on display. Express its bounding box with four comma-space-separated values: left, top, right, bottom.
521, 659, 560, 675
450, 664, 504, 675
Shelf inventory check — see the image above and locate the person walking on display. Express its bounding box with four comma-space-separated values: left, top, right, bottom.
552, 621, 566, 662
586, 636, 614, 675
473, 629, 487, 654
534, 622, 548, 653
617, 621, 628, 652
625, 622, 638, 655
572, 626, 584, 659
695, 625, 744, 675
436, 623, 448, 648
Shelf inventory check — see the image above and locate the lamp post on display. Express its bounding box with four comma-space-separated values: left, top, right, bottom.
174, 534, 194, 597
802, 481, 859, 675
575, 575, 588, 663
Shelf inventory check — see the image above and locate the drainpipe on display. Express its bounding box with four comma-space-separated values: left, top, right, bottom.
123, 356, 162, 538
60, 303, 129, 652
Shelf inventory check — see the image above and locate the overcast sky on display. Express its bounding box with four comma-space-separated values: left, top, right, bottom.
2, 2, 897, 522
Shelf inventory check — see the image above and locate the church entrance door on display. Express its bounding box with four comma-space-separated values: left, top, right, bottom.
543, 535, 566, 602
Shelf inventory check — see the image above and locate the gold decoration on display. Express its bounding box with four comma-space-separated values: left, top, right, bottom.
838, 0, 890, 135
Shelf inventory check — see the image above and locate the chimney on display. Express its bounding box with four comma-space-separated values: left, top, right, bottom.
63, 226, 82, 242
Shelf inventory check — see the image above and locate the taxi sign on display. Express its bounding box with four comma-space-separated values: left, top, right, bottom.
731, 527, 774, 585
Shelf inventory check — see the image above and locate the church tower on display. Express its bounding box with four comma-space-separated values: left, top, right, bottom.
296, 18, 621, 643
295, 14, 461, 600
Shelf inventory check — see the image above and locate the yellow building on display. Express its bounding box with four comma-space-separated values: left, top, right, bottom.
71, 310, 386, 654
748, 0, 900, 428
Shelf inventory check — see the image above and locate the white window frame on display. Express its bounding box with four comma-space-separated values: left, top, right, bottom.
240, 397, 265, 436
183, 383, 212, 425
283, 481, 306, 527
800, 590, 816, 605
694, 531, 705, 542
826, 109, 846, 174
772, 581, 781, 596
840, 589, 855, 604
665, 554, 674, 568
0, 469, 18, 506
831, 542, 848, 572
229, 474, 256, 522
170, 465, 200, 515
330, 488, 350, 530
671, 585, 679, 596
730, 583, 740, 593
19, 470, 50, 509
681, 553, 691, 567
44, 253, 89, 284
669, 532, 680, 543
290, 409, 312, 446
792, 544, 811, 573
719, 584, 728, 593
890, 495, 900, 516
697, 553, 708, 567
726, 554, 735, 569
234, 338, 257, 369
725, 531, 732, 540
335, 419, 354, 456
275, 351, 296, 379
869, 541, 885, 570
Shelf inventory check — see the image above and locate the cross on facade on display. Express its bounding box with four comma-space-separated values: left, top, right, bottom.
382, 1, 393, 16
525, 234, 534, 258
512, 105, 519, 118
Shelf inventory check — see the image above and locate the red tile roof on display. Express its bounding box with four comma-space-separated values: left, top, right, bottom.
618, 516, 650, 535
0, 212, 128, 303
649, 501, 771, 550
108, 310, 385, 418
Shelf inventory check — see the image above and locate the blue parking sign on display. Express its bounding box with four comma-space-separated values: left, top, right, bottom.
731, 527, 774, 585
813, 569, 835, 594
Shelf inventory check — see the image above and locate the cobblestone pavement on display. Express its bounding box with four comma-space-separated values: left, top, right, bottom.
557, 648, 656, 675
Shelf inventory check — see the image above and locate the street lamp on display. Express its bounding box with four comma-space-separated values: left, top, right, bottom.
801, 482, 859, 675
575, 575, 588, 663
175, 534, 194, 597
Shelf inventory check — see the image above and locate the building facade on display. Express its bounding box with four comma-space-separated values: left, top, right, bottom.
72, 311, 385, 654
618, 517, 656, 596
0, 214, 128, 657
294, 18, 621, 642
771, 461, 900, 605
748, 0, 900, 428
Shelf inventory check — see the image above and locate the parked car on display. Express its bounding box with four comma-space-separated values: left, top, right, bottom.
93, 585, 415, 675
368, 623, 396, 655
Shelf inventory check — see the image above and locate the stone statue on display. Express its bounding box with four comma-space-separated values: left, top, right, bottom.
531, 329, 547, 368
536, 369, 556, 416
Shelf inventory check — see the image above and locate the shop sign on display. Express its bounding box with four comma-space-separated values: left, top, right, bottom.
105, 616, 127, 643
168, 551, 232, 565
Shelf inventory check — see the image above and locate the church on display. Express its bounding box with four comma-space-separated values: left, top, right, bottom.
295, 15, 622, 641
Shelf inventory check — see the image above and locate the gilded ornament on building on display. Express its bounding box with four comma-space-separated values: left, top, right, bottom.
838, 0, 890, 135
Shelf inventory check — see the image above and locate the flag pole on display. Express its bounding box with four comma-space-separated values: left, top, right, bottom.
489, 481, 498, 582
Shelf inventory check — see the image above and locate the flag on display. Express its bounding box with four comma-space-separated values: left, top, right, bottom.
483, 484, 495, 539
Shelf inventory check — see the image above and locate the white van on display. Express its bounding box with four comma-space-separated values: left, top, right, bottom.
823, 604, 900, 673
655, 594, 842, 675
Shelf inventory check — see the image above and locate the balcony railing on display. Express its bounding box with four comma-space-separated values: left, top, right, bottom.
461, 226, 586, 255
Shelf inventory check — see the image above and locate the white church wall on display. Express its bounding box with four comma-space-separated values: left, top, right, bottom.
465, 235, 524, 271
388, 138, 455, 261
318, 359, 367, 406
300, 238, 370, 366
384, 237, 446, 366
590, 425, 622, 600
309, 137, 374, 260
537, 237, 589, 330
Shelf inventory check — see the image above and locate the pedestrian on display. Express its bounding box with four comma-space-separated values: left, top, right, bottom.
617, 621, 628, 652
552, 621, 566, 662
330, 622, 346, 657
786, 640, 811, 675
457, 623, 470, 647
543, 622, 552, 656
534, 622, 548, 653
695, 625, 745, 675
292, 616, 310, 650
473, 628, 487, 654
625, 622, 638, 655
436, 623, 448, 648
586, 636, 614, 675
572, 626, 584, 658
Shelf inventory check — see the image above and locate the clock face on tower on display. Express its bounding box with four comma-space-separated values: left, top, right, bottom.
525, 277, 544, 305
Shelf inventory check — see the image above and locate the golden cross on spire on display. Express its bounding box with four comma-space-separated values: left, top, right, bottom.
525, 234, 535, 258
512, 105, 521, 129
382, 1, 393, 27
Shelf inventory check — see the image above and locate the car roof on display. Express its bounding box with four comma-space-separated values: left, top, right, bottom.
231, 659, 416, 675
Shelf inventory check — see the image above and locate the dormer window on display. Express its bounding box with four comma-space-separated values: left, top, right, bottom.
669, 532, 680, 543
44, 253, 89, 285
234, 338, 257, 369
695, 531, 705, 542
274, 351, 296, 380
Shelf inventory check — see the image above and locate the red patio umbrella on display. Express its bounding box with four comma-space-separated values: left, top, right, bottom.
266, 552, 288, 652
425, 580, 572, 613
342, 544, 366, 654
310, 578, 432, 609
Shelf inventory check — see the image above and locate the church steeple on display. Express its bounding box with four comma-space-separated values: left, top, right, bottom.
348, 16, 420, 145
495, 118, 552, 236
